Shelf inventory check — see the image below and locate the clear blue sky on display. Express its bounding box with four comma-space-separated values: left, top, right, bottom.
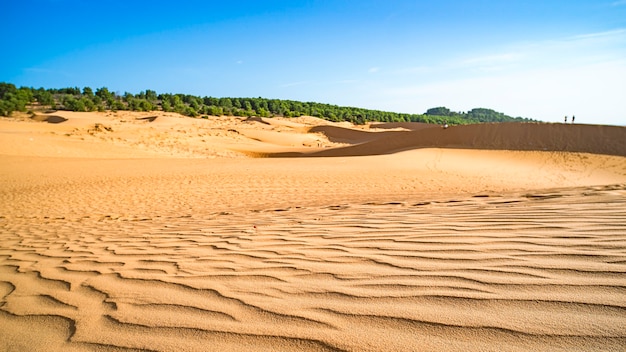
2, 0, 625, 124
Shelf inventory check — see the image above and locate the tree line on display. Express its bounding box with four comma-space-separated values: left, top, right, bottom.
0, 82, 533, 125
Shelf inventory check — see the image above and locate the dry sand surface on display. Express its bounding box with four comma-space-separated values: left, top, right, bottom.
1, 111, 626, 351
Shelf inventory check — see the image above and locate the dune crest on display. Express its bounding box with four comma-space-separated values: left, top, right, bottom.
272, 122, 626, 157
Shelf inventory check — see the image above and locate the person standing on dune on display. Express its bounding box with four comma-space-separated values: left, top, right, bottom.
564, 115, 568, 123
572, 115, 575, 123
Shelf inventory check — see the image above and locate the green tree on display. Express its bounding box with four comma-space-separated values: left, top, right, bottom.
95, 87, 113, 100
184, 106, 198, 117
425, 107, 452, 116
162, 99, 172, 112
0, 83, 19, 116
0, 82, 534, 124
63, 96, 86, 111
204, 96, 219, 106
0, 84, 34, 116
145, 89, 157, 101
34, 88, 54, 106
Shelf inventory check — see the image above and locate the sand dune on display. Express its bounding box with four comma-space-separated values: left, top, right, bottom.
369, 122, 435, 131
274, 122, 626, 157
307, 125, 398, 144
1, 111, 626, 351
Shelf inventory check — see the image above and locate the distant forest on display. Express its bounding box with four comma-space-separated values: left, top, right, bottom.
0, 82, 533, 125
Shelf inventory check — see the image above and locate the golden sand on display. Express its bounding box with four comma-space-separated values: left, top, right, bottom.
1, 111, 625, 351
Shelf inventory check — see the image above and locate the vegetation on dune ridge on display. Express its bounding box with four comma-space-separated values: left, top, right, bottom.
0, 82, 534, 125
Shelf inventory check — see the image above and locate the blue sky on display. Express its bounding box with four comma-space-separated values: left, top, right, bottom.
2, 0, 625, 124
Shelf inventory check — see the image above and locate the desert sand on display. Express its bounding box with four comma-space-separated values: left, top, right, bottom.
1, 111, 625, 351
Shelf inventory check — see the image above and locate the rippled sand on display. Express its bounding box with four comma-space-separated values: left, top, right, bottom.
1, 112, 625, 351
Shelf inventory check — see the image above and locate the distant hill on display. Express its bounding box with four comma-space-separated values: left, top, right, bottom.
425, 106, 529, 123
0, 82, 534, 125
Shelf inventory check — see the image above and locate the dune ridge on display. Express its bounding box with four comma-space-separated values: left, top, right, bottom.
272, 123, 626, 157
1, 111, 626, 351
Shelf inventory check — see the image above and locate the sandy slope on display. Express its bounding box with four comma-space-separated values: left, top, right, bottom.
1, 111, 626, 351
273, 122, 626, 157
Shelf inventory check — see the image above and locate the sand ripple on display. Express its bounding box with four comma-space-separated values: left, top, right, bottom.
1, 185, 626, 351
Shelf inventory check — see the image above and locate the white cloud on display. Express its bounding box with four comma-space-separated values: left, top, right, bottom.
366, 29, 626, 125
394, 66, 433, 75
279, 81, 310, 88
368, 67, 380, 73
568, 28, 626, 40
458, 53, 521, 66
379, 58, 626, 124
397, 28, 626, 78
